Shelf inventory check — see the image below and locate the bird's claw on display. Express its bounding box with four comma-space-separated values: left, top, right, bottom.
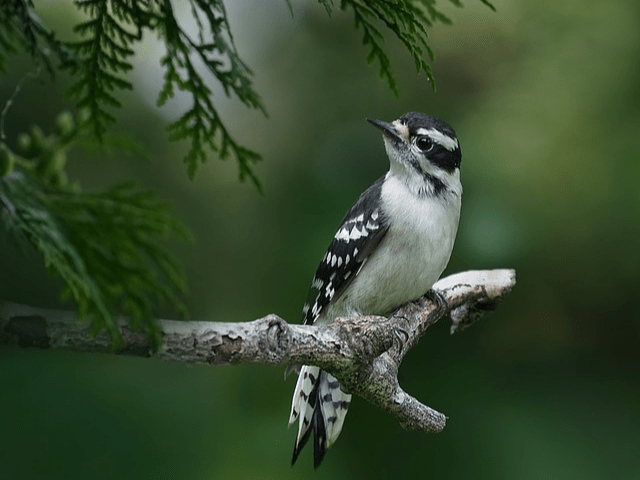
426, 288, 448, 317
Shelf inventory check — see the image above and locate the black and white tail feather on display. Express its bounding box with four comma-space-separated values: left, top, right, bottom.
288, 112, 463, 468
289, 178, 389, 467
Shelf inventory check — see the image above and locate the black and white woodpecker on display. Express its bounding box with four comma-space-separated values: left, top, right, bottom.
288, 112, 463, 467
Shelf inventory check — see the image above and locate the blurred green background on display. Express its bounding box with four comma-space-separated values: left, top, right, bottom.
1, 0, 640, 479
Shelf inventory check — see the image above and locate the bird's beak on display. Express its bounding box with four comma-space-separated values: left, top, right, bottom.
367, 118, 404, 145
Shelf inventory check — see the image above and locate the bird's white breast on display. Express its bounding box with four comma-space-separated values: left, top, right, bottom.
327, 174, 461, 319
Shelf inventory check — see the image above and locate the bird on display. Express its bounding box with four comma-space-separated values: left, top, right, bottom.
288, 112, 463, 468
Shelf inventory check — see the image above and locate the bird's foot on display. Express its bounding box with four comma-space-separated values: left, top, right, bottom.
426, 288, 448, 318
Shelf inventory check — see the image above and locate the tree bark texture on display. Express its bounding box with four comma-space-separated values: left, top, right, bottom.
0, 269, 515, 434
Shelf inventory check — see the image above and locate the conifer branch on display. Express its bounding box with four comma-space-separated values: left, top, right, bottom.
1, 111, 190, 349
1, 0, 495, 182
0, 270, 515, 432
0, 269, 515, 433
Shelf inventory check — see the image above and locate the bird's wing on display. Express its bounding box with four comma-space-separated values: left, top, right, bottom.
302, 175, 389, 325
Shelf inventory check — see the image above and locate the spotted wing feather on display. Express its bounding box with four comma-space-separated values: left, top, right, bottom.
302, 175, 389, 326
290, 176, 389, 467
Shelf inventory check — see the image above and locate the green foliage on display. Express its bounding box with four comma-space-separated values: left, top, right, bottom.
156, 0, 265, 185
342, 0, 436, 92
0, 112, 190, 348
0, 0, 495, 344
49, 182, 190, 346
0, 0, 265, 184
334, 0, 495, 92
0, 0, 495, 183
62, 0, 138, 140
0, 0, 77, 75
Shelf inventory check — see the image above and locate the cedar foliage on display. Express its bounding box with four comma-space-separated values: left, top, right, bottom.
0, 0, 493, 346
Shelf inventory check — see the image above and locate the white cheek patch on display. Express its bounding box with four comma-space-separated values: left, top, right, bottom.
392, 120, 410, 141
417, 127, 459, 151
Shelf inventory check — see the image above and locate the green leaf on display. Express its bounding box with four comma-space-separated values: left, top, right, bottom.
61, 0, 138, 141
0, 170, 119, 342
0, 110, 190, 348
156, 0, 265, 185
0, 167, 191, 349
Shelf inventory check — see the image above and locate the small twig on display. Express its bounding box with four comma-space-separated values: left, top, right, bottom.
1, 64, 43, 141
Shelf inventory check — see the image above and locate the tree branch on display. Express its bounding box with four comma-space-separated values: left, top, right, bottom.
0, 269, 515, 434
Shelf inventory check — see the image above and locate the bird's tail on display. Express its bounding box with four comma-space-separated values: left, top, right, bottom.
288, 365, 351, 468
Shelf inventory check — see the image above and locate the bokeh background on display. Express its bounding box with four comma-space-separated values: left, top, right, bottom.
1, 0, 640, 479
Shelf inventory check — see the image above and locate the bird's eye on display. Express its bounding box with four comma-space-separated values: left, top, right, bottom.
416, 136, 433, 152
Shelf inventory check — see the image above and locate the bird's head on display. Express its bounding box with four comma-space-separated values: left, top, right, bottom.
368, 112, 462, 197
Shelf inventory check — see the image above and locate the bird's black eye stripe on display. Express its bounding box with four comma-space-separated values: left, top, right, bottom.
415, 136, 433, 152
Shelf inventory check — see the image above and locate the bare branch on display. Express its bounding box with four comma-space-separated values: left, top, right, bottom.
0, 269, 515, 434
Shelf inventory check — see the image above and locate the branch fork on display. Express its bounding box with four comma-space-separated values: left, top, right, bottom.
0, 269, 515, 434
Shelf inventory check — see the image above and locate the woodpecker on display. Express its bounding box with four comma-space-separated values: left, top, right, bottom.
289, 112, 463, 468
